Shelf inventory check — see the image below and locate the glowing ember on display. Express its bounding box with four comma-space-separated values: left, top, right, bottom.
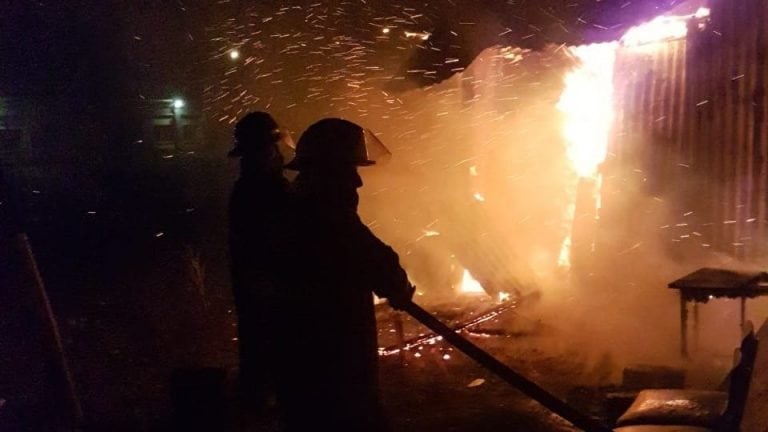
404, 31, 430, 40
460, 269, 485, 295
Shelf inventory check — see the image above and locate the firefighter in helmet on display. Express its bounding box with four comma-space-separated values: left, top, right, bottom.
227, 111, 293, 413
282, 118, 414, 432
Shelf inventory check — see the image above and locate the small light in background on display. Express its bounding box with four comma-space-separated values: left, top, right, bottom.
229, 49, 240, 60
382, 27, 390, 34
172, 98, 185, 109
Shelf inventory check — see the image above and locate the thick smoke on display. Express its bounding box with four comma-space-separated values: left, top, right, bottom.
205, 5, 768, 381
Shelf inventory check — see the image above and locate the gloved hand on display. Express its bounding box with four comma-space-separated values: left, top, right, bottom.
387, 284, 415, 311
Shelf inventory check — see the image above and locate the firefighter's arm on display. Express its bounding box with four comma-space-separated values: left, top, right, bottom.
361, 234, 414, 309
352, 220, 415, 307
386, 283, 415, 311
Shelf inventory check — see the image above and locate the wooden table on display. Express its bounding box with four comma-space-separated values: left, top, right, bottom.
668, 267, 768, 358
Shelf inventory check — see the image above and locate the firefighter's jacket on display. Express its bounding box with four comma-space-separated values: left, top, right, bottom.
281, 178, 410, 431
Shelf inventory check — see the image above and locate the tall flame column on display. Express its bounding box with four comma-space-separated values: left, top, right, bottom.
557, 43, 618, 270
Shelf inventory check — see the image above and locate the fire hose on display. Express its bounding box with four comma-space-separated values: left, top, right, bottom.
400, 300, 612, 432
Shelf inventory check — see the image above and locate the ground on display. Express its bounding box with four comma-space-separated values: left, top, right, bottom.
376, 299, 587, 431
379, 344, 583, 432
227, 299, 646, 432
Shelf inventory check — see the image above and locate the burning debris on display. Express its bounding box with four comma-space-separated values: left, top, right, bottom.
377, 294, 521, 358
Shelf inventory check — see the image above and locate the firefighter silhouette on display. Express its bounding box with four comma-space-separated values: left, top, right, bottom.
281, 118, 414, 432
227, 112, 293, 408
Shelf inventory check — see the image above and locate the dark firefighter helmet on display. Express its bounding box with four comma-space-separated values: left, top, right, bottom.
228, 111, 293, 158
284, 118, 390, 171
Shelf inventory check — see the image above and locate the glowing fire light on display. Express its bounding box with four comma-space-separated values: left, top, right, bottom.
557, 42, 617, 179
621, 8, 710, 48
460, 269, 485, 295
621, 16, 687, 47
555, 8, 708, 268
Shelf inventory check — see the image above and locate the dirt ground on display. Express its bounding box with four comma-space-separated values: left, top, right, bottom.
382, 299, 611, 432
236, 354, 583, 432
379, 348, 583, 432
228, 299, 626, 432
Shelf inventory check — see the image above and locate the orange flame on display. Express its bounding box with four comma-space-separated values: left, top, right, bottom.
459, 269, 486, 295
556, 43, 617, 268
557, 43, 618, 180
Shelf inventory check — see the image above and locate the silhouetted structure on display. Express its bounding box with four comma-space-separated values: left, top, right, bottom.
228, 112, 292, 408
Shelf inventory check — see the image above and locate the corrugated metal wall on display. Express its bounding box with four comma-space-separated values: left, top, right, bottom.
607, 0, 768, 260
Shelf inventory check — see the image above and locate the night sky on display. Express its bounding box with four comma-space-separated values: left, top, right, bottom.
2, 1, 696, 101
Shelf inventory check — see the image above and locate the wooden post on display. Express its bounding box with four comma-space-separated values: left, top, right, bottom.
693, 302, 700, 353
680, 294, 689, 358
740, 297, 747, 330
392, 311, 406, 367
16, 233, 83, 427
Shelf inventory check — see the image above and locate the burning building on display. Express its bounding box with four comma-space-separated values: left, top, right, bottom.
604, 0, 768, 264
372, 0, 768, 296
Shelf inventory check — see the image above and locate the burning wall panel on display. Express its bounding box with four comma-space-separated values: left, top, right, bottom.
603, 39, 689, 259
605, 0, 768, 262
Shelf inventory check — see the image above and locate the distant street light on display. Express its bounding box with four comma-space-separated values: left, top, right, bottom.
172, 98, 185, 109
229, 49, 240, 60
